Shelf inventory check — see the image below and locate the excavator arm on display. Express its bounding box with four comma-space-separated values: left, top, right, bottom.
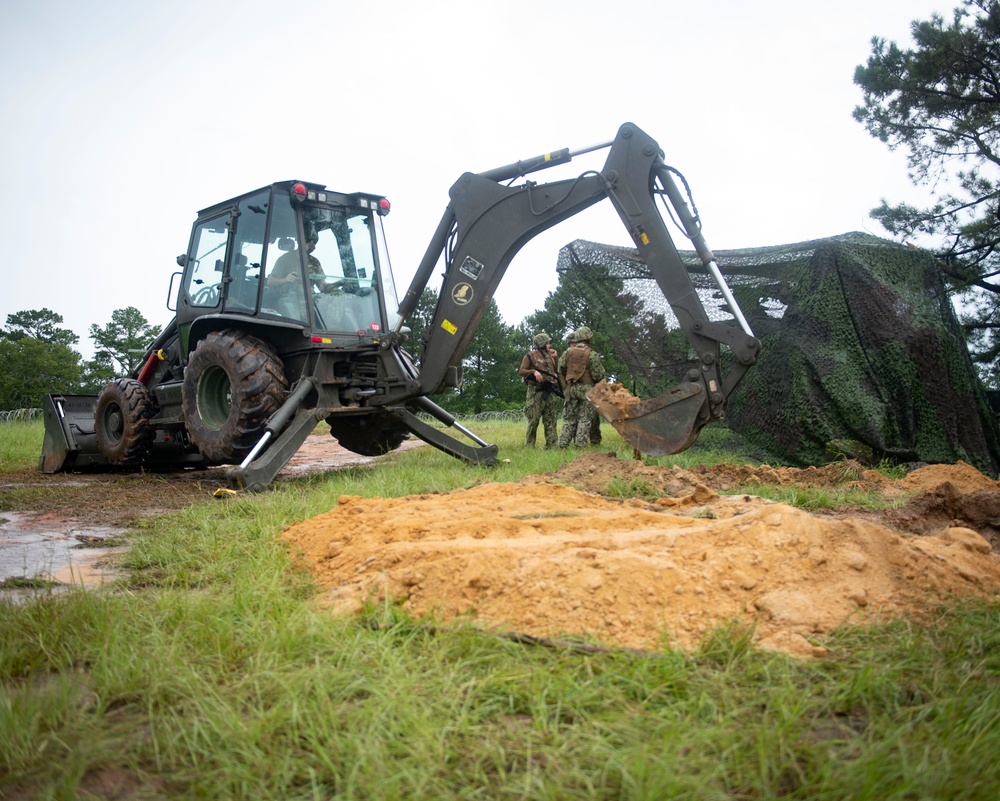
391, 122, 759, 456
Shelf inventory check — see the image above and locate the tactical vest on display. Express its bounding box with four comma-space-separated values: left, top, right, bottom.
565, 344, 593, 385
524, 349, 557, 383
531, 349, 557, 373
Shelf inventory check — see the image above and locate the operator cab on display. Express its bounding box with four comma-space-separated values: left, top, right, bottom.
177, 180, 395, 350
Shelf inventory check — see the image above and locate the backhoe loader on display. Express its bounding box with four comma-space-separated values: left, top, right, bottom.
40, 122, 760, 490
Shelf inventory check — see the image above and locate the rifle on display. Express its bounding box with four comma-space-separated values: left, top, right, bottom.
524, 360, 565, 399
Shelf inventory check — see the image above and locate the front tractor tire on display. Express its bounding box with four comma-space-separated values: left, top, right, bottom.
94, 379, 158, 466
181, 330, 287, 464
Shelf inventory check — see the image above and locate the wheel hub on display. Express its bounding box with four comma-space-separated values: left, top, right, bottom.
196, 365, 233, 431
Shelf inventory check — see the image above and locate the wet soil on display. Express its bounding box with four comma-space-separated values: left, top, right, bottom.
0, 433, 424, 590
5, 434, 1000, 658
281, 452, 1000, 658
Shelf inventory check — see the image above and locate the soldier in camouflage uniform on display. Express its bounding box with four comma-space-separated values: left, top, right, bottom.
519, 332, 561, 447
589, 405, 602, 445
557, 326, 606, 448
268, 228, 330, 289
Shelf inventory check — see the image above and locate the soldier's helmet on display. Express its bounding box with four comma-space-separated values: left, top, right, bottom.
572, 326, 593, 343
532, 332, 551, 348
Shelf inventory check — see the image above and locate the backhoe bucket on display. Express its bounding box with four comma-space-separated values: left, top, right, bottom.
587, 380, 707, 456
39, 394, 109, 473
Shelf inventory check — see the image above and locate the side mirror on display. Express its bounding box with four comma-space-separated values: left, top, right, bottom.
176, 253, 188, 267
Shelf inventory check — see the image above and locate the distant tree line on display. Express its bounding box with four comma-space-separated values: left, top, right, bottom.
0, 307, 159, 411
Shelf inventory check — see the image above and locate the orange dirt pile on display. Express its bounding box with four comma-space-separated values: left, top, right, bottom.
586, 380, 640, 417
281, 455, 1000, 659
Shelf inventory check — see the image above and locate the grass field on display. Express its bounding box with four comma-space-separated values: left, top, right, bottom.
2, 418, 1000, 799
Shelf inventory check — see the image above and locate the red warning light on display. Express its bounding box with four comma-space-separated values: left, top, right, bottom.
377, 198, 391, 216
292, 183, 308, 199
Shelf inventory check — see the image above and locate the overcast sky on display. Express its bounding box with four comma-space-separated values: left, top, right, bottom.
1, 0, 947, 358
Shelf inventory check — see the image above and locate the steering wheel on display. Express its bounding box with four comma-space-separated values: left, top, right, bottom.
192, 284, 220, 305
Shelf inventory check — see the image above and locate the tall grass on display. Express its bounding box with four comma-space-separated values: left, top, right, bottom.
0, 418, 44, 471
2, 417, 999, 798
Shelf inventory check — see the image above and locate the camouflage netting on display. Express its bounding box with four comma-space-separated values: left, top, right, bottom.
556, 233, 1000, 476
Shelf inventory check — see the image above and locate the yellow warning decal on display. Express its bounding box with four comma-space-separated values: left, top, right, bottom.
441, 319, 458, 335
640, 232, 650, 245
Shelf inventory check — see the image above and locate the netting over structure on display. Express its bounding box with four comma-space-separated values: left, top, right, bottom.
556, 232, 1000, 475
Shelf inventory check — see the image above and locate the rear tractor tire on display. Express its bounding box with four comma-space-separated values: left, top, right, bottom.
326, 412, 410, 456
181, 330, 287, 463
94, 379, 158, 466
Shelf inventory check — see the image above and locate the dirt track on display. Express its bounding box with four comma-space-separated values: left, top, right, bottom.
5, 434, 1000, 657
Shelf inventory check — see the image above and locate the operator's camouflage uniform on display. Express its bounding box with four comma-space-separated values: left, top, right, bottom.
557, 328, 606, 448
519, 333, 560, 448
264, 232, 337, 321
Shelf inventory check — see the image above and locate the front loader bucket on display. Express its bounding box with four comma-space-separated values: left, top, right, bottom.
39, 394, 110, 473
587, 380, 707, 456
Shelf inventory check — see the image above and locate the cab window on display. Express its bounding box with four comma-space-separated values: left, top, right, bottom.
309, 210, 383, 336
260, 192, 308, 323
185, 217, 228, 308
224, 191, 268, 313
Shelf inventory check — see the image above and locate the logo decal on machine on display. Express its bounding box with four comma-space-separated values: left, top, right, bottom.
459, 256, 484, 280
451, 283, 473, 305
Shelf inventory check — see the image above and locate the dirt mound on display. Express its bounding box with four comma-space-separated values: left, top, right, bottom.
282, 455, 1000, 659
896, 460, 1000, 494
541, 451, 892, 496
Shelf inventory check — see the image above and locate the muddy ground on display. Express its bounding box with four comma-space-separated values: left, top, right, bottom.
0, 435, 424, 589
4, 433, 1000, 657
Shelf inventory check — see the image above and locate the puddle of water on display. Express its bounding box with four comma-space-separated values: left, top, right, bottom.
45, 546, 130, 586
0, 437, 425, 600
0, 511, 127, 592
